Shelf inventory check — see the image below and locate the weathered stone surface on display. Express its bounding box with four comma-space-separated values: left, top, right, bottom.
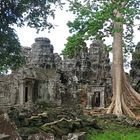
0, 37, 114, 140
28, 133, 54, 140
0, 67, 57, 106
29, 37, 54, 68
0, 111, 22, 140
60, 40, 112, 108
21, 47, 31, 64
67, 132, 86, 140
0, 38, 112, 109
130, 42, 140, 92
0, 134, 10, 140
62, 132, 86, 140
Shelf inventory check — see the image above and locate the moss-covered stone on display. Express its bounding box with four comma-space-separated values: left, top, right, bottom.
19, 127, 39, 140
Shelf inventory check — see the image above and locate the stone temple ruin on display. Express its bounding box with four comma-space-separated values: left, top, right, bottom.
130, 42, 140, 92
0, 37, 112, 109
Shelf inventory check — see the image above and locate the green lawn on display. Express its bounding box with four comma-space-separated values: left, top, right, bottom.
86, 115, 140, 140
88, 131, 140, 140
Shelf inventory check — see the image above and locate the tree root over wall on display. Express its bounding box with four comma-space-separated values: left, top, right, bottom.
107, 72, 140, 118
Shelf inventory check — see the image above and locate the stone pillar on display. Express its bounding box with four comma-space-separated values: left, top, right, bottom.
86, 93, 92, 109
100, 88, 105, 107
27, 81, 34, 102
19, 80, 25, 104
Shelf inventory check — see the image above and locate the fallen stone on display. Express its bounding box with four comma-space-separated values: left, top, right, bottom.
0, 113, 22, 140
0, 134, 10, 140
67, 132, 86, 140
28, 132, 54, 140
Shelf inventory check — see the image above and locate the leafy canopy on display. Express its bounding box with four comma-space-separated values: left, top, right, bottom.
63, 0, 140, 57
0, 0, 61, 73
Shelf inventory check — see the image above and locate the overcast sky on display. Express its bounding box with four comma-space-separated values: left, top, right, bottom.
14, 5, 140, 55
14, 7, 74, 54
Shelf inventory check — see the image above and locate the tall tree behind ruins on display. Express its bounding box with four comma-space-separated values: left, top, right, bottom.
63, 0, 140, 117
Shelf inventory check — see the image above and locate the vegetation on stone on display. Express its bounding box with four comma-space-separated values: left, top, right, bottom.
1, 0, 140, 139
64, 0, 140, 118
87, 115, 140, 140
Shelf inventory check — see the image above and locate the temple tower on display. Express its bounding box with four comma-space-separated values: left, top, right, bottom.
30, 37, 54, 69
130, 42, 140, 92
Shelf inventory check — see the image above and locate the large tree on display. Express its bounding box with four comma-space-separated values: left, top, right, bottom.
63, 0, 140, 117
0, 0, 61, 73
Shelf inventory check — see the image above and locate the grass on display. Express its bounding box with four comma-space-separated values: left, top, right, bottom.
88, 131, 140, 140
86, 115, 140, 140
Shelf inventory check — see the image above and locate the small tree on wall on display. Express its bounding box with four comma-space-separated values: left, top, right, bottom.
63, 0, 140, 117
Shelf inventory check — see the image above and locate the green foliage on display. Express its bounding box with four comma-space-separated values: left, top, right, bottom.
62, 34, 86, 58
0, 27, 24, 73
87, 115, 140, 140
88, 131, 140, 140
40, 125, 54, 133
19, 127, 39, 136
63, 0, 140, 57
0, 0, 61, 74
0, 0, 61, 31
132, 52, 140, 60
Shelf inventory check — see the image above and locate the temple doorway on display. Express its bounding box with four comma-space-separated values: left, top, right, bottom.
92, 91, 100, 107
86, 86, 105, 109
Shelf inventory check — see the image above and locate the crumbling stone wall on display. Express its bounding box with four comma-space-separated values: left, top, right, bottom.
21, 47, 31, 64
61, 40, 112, 107
0, 74, 19, 106
0, 37, 112, 108
62, 41, 111, 84
0, 38, 60, 107
130, 42, 140, 93
0, 67, 58, 107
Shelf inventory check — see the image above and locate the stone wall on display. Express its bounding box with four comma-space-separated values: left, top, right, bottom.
0, 67, 58, 107
0, 74, 19, 106
61, 40, 112, 108
0, 37, 112, 108
62, 41, 111, 85
130, 42, 140, 93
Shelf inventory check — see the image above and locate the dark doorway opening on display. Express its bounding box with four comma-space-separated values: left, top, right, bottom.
92, 92, 100, 107
25, 86, 28, 102
46, 64, 51, 69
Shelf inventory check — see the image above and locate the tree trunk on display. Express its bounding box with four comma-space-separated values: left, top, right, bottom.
107, 9, 140, 118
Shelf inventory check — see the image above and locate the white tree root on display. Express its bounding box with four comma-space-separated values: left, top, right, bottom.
107, 72, 140, 118
42, 117, 81, 127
